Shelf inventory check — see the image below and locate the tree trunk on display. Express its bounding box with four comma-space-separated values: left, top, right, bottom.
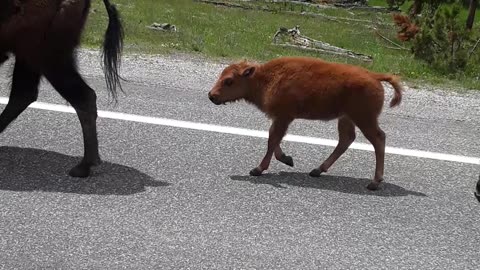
466, 0, 478, 30
408, 0, 423, 19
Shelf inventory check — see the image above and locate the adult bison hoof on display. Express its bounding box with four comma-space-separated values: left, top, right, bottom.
249, 167, 263, 177
279, 154, 294, 167
309, 168, 323, 177
366, 181, 381, 191
475, 177, 480, 202
0, 54, 8, 64
68, 164, 91, 178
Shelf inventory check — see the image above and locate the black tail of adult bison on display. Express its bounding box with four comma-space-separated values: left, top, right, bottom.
101, 0, 124, 101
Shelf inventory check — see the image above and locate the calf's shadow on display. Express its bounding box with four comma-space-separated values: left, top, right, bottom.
0, 146, 169, 195
231, 171, 426, 197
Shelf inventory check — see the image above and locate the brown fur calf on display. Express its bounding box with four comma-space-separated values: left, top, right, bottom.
208, 56, 403, 190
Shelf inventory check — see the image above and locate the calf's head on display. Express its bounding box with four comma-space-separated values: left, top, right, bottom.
208, 62, 256, 105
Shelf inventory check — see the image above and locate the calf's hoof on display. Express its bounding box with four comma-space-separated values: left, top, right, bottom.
279, 154, 294, 167
68, 164, 91, 178
249, 167, 263, 177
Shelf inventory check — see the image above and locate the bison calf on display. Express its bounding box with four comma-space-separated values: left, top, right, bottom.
208, 56, 403, 190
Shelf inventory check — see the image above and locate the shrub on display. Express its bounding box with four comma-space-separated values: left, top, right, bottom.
412, 2, 475, 74
386, 0, 406, 10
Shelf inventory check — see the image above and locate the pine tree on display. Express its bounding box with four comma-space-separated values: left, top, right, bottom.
412, 3, 472, 74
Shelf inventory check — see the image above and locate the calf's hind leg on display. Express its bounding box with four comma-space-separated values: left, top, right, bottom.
44, 58, 101, 178
310, 116, 356, 177
0, 60, 40, 133
356, 119, 386, 191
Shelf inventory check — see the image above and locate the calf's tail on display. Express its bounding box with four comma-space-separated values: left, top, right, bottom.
372, 73, 404, 108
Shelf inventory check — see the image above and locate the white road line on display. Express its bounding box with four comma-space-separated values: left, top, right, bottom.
1, 97, 479, 165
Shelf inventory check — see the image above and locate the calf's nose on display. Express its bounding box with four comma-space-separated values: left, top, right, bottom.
208, 92, 217, 103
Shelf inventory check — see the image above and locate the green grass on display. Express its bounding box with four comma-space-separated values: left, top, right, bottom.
81, 0, 480, 90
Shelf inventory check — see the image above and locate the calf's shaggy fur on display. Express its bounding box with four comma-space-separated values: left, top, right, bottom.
208, 56, 403, 190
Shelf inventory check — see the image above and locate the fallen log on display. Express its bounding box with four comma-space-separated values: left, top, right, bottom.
147, 23, 177, 32
194, 0, 271, 11
469, 37, 480, 57
295, 10, 388, 25
195, 0, 391, 26
272, 25, 373, 62
374, 29, 408, 50
241, 0, 333, 9
334, 4, 396, 12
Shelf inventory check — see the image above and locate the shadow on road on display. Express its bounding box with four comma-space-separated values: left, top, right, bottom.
0, 146, 170, 195
230, 171, 426, 197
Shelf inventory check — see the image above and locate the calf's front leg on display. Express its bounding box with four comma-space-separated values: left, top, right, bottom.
250, 119, 292, 176
274, 145, 294, 167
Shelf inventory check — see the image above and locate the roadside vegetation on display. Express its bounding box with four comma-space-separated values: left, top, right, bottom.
81, 0, 479, 90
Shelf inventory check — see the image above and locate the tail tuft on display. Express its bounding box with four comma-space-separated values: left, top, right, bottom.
101, 0, 125, 103
388, 75, 403, 108
373, 73, 403, 108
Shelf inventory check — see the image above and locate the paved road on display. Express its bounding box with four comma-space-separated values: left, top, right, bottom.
0, 50, 479, 269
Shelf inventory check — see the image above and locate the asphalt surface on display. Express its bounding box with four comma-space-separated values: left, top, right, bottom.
0, 50, 479, 269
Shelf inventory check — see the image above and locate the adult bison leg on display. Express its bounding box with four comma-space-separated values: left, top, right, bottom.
44, 58, 101, 178
0, 60, 40, 133
0, 53, 8, 65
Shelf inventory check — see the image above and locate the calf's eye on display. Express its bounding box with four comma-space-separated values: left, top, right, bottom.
224, 78, 233, 86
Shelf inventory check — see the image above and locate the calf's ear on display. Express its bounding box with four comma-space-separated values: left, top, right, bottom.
242, 66, 256, 77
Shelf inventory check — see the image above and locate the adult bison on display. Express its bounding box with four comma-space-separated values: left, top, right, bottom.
0, 0, 124, 177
